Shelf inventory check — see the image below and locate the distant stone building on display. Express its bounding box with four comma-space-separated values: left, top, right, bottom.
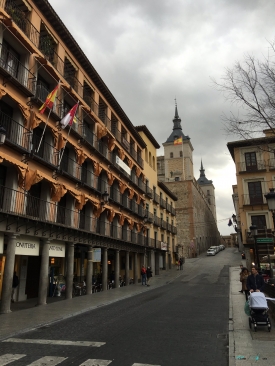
157, 105, 220, 257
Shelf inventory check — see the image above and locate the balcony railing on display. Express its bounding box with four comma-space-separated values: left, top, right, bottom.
145, 186, 153, 198
160, 198, 167, 209
0, 184, 147, 244
64, 73, 83, 98
4, 0, 40, 47
172, 225, 177, 234
0, 42, 36, 94
161, 219, 167, 230
242, 194, 266, 206
268, 159, 275, 169
171, 207, 176, 216
32, 134, 59, 166
153, 192, 160, 204
34, 84, 63, 118
137, 154, 144, 169
0, 111, 31, 151
154, 216, 161, 227
166, 203, 172, 213
238, 160, 266, 173
83, 93, 99, 116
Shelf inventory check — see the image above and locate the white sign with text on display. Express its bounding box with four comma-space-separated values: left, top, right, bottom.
49, 242, 66, 257
15, 236, 40, 256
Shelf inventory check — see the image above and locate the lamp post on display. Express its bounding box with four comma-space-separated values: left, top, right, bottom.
264, 188, 275, 229
250, 224, 260, 268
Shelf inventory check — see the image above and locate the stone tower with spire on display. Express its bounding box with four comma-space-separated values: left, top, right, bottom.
162, 103, 194, 182
157, 103, 219, 258
197, 160, 217, 221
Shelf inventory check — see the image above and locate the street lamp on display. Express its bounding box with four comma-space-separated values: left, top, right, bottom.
100, 191, 109, 206
0, 126, 6, 145
250, 224, 260, 268
264, 188, 275, 229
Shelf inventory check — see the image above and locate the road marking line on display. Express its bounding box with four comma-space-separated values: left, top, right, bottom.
79, 360, 112, 366
0, 354, 26, 365
26, 356, 67, 365
132, 364, 161, 366
3, 338, 105, 347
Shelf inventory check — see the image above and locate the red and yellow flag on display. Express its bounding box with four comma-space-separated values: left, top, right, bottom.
39, 84, 59, 114
174, 137, 182, 145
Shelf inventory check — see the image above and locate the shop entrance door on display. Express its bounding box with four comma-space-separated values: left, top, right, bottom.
25, 256, 41, 298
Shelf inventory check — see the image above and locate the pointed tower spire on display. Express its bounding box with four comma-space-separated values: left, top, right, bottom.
200, 160, 205, 177
173, 98, 182, 130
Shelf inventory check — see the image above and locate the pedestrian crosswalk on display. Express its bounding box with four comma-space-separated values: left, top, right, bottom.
0, 354, 161, 366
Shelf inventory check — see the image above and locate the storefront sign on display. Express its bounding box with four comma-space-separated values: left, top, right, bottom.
92, 248, 101, 262
15, 236, 39, 256
0, 233, 3, 254
49, 242, 66, 257
116, 155, 131, 175
161, 242, 167, 251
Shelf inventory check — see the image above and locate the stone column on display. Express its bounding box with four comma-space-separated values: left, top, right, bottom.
37, 240, 50, 306
0, 234, 17, 314
115, 249, 120, 288
155, 251, 160, 275
102, 248, 108, 291
150, 250, 155, 274
125, 251, 129, 286
134, 252, 138, 284
65, 243, 74, 299
86, 245, 93, 295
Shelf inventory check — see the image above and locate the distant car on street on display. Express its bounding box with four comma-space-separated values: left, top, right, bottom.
207, 249, 216, 256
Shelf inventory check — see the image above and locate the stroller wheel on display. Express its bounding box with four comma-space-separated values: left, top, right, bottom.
249, 318, 252, 329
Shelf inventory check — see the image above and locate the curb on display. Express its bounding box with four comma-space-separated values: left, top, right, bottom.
229, 267, 235, 366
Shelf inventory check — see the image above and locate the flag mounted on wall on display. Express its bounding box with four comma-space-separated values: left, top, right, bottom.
60, 103, 79, 129
174, 137, 182, 145
39, 84, 59, 114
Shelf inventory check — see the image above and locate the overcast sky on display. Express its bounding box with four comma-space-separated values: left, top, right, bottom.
48, 0, 275, 235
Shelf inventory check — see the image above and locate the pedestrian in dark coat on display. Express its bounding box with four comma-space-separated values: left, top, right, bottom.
11, 271, 19, 303
146, 266, 152, 287
246, 267, 265, 293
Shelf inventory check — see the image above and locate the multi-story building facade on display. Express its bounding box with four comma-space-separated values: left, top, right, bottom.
228, 130, 275, 267
158, 105, 220, 257
0, 0, 178, 312
136, 126, 177, 268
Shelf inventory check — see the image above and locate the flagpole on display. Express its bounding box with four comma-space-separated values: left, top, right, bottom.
58, 124, 72, 168
36, 108, 52, 153
36, 81, 60, 154
58, 101, 79, 169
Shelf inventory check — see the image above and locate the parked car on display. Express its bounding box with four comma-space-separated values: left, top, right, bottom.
209, 246, 218, 253
207, 249, 216, 256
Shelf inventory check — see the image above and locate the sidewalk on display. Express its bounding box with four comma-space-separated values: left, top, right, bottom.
229, 267, 275, 366
0, 268, 183, 341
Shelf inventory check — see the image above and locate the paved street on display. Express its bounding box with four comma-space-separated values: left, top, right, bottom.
0, 248, 241, 366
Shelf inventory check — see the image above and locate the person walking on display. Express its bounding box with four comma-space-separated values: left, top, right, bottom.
141, 265, 147, 286
240, 268, 249, 300
11, 271, 19, 303
146, 266, 152, 287
239, 264, 244, 293
246, 266, 265, 293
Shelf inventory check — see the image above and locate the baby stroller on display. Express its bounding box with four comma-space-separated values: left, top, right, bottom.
248, 292, 271, 332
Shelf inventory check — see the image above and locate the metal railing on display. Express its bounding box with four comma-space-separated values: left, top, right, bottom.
242, 194, 266, 206
0, 111, 31, 150
4, 0, 40, 47
0, 42, 36, 93
238, 160, 266, 173
34, 84, 63, 117
145, 186, 153, 198
153, 192, 160, 204
160, 197, 167, 209
171, 207, 176, 216
32, 133, 59, 166
0, 184, 147, 244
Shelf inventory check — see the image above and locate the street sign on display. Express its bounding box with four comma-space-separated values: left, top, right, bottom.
256, 238, 274, 243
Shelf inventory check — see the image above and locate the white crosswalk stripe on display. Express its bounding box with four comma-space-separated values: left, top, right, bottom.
26, 356, 67, 365
0, 354, 26, 366
0, 354, 161, 366
132, 364, 161, 366
3, 338, 105, 347
79, 360, 112, 366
